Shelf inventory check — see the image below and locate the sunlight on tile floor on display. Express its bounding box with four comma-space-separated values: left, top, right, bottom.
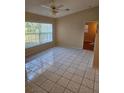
25, 47, 99, 93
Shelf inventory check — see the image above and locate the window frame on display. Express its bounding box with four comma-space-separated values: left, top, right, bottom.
25, 21, 53, 49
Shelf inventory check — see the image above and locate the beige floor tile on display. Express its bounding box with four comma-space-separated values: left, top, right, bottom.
67, 67, 76, 74
32, 75, 47, 86
27, 82, 47, 93
47, 66, 58, 72
25, 85, 34, 93
55, 69, 65, 76
86, 68, 96, 74
77, 65, 87, 71
95, 75, 99, 83
26, 47, 96, 93
52, 62, 62, 68
94, 90, 99, 93
57, 77, 70, 87
47, 73, 61, 82
70, 64, 79, 69
63, 62, 71, 66
74, 69, 85, 77
67, 81, 80, 93
79, 85, 93, 93
84, 71, 95, 81
94, 82, 99, 91
62, 71, 73, 80
71, 75, 83, 84
82, 78, 94, 89
59, 65, 69, 71
50, 84, 65, 93
42, 70, 53, 79
64, 89, 73, 93
40, 79, 55, 92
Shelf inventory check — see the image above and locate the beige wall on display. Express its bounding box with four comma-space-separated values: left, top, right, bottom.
25, 7, 99, 57
25, 12, 56, 58
56, 7, 99, 48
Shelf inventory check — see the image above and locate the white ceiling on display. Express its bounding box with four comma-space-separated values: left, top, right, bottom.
25, 0, 99, 18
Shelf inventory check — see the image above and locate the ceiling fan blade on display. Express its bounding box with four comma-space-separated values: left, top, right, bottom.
57, 8, 70, 11
56, 4, 64, 8
41, 0, 70, 15
41, 5, 51, 9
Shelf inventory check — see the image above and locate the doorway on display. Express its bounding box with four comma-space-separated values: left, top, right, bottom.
83, 21, 97, 51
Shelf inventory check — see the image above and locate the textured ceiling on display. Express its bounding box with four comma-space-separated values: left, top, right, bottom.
25, 0, 99, 18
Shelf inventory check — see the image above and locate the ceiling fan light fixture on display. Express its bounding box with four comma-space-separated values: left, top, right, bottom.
65, 8, 70, 11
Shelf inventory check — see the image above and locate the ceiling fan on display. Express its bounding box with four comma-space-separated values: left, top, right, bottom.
41, 0, 70, 15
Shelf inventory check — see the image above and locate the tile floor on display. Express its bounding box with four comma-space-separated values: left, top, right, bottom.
25, 47, 99, 93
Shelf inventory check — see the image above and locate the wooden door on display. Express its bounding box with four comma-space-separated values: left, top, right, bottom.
83, 22, 97, 51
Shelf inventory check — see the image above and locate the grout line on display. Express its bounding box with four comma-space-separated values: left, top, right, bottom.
26, 47, 95, 93
77, 66, 87, 93
77, 52, 94, 93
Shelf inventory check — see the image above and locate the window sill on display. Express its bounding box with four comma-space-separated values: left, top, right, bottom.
25, 41, 53, 49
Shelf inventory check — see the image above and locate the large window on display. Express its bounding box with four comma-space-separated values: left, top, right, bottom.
25, 22, 53, 48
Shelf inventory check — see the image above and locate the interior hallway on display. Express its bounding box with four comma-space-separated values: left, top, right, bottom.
26, 47, 99, 93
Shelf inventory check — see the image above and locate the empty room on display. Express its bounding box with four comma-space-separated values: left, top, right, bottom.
25, 0, 99, 93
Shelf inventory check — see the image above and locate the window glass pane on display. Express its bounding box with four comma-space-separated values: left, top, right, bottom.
25, 22, 53, 48
40, 24, 52, 43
